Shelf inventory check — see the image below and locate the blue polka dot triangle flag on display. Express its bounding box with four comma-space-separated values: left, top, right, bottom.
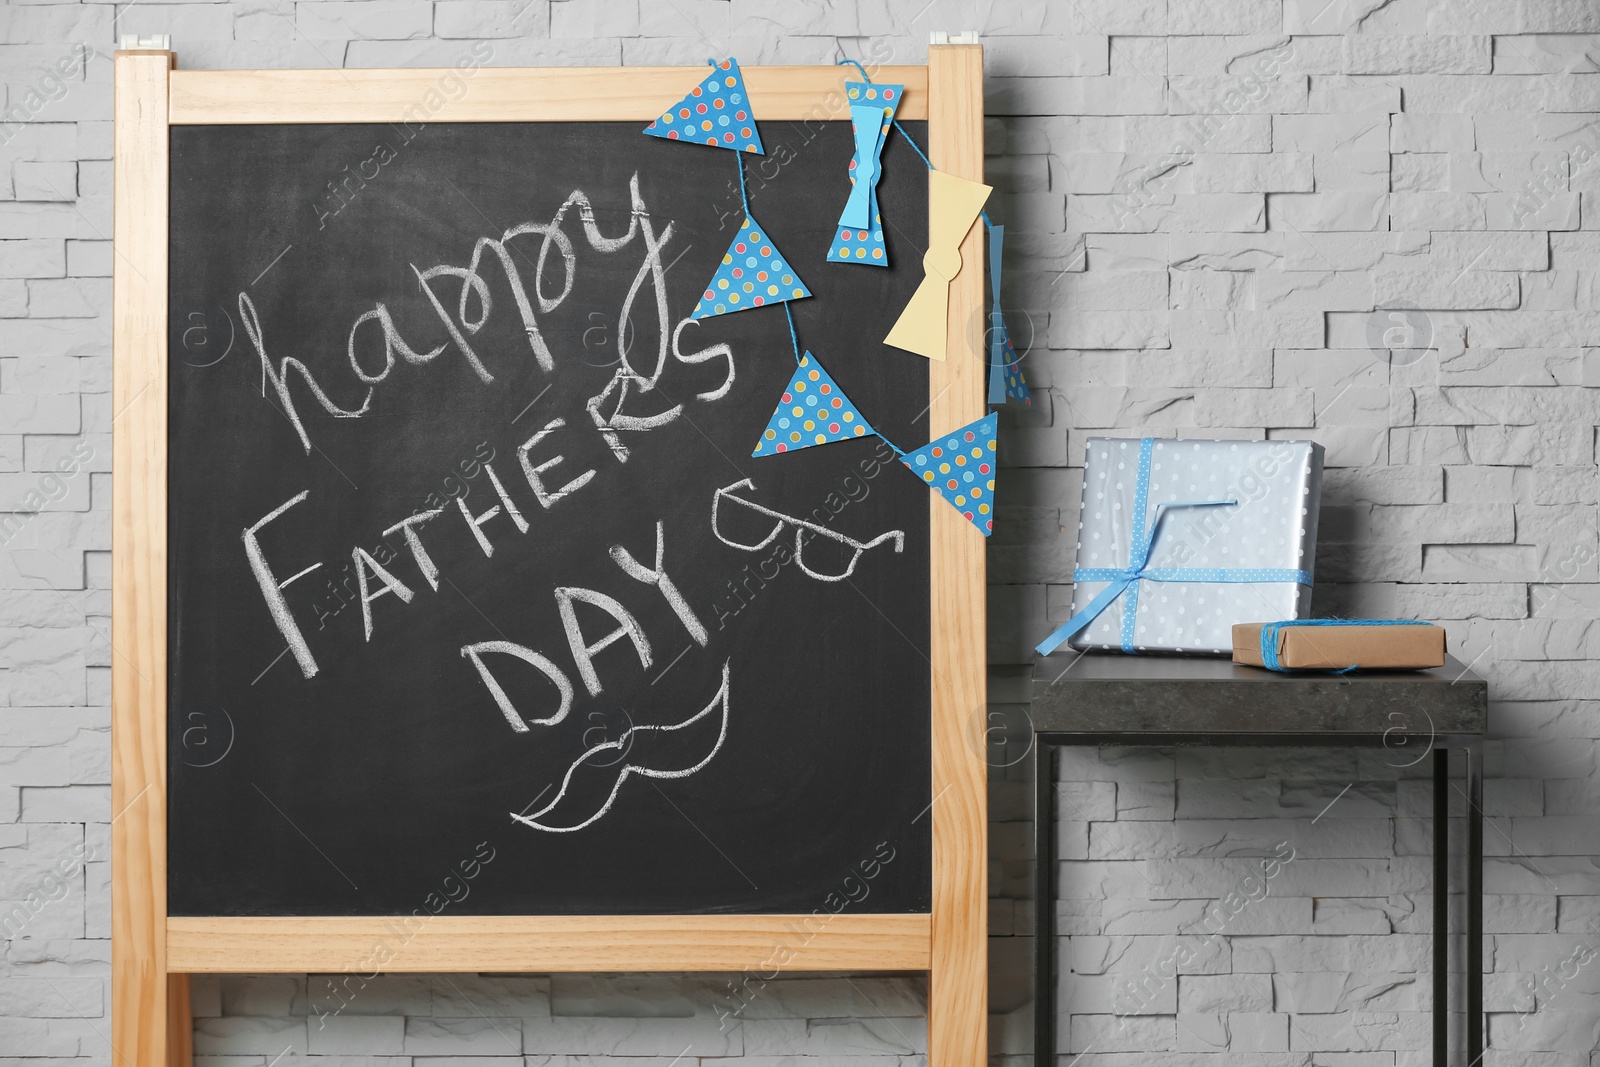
828, 208, 887, 266
901, 412, 999, 536
692, 215, 811, 319
827, 81, 901, 267
751, 352, 875, 456
643, 58, 764, 154
993, 324, 1032, 406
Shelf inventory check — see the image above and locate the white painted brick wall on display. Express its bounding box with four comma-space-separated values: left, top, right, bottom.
3, 1, 1600, 1064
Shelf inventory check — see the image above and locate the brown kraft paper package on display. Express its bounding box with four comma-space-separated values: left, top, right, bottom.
1233, 622, 1446, 670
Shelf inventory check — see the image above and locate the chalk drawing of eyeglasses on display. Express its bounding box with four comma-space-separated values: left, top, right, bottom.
711, 479, 905, 582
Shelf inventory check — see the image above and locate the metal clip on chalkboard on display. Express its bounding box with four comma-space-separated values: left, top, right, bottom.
119, 34, 171, 51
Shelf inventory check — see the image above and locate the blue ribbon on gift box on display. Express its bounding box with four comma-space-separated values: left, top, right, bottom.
1036, 437, 1315, 656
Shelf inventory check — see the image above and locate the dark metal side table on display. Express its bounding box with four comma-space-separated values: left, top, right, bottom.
1029, 652, 1489, 1067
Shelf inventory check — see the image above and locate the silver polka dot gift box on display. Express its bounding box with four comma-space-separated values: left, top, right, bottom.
1038, 437, 1325, 657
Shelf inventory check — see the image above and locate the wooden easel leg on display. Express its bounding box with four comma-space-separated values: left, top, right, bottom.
167, 974, 193, 1067
926, 40, 989, 1067
111, 959, 166, 1067
112, 44, 175, 1067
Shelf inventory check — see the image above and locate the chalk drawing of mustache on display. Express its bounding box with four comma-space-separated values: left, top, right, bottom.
511, 660, 731, 833
711, 479, 904, 582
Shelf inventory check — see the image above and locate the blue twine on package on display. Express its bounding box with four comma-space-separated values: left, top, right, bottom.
1257, 618, 1432, 673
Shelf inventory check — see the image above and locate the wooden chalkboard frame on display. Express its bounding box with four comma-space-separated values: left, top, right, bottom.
113, 49, 987, 1066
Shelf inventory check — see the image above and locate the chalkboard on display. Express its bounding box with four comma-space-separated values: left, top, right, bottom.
166, 120, 933, 916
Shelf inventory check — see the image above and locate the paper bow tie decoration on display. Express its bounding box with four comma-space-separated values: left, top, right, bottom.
752, 352, 874, 456
901, 412, 998, 536
644, 58, 764, 154
827, 81, 902, 267
883, 170, 992, 361
986, 225, 1031, 407
692, 217, 811, 319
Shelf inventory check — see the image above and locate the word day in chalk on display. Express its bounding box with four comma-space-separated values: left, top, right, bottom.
245, 486, 708, 730
237, 174, 736, 734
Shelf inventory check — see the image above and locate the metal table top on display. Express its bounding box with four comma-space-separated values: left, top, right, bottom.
1029, 651, 1488, 744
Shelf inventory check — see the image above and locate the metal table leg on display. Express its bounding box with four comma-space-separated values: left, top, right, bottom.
1468, 745, 1483, 1061
1434, 747, 1449, 1067
1030, 737, 1470, 1067
1034, 742, 1054, 1067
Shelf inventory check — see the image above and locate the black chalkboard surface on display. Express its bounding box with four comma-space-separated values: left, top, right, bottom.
167, 120, 932, 916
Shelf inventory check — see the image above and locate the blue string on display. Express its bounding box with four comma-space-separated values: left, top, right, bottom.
837, 58, 874, 85
892, 119, 933, 169
727, 55, 750, 219
735, 149, 750, 216
782, 302, 800, 364
1258, 619, 1432, 673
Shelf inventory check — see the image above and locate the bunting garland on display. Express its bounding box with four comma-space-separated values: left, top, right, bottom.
883, 169, 993, 362
826, 81, 901, 267
644, 57, 1005, 536
692, 217, 810, 319
995, 328, 1032, 406
987, 225, 1031, 406
751, 352, 874, 456
900, 413, 998, 536
643, 58, 764, 153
